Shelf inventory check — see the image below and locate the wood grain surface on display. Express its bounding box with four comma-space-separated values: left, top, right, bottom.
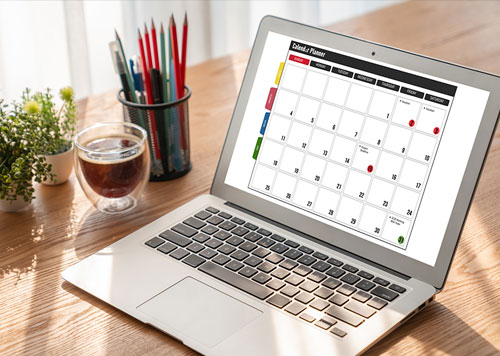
1, 1, 499, 355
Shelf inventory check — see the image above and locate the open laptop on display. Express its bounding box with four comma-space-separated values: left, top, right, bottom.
62, 16, 500, 355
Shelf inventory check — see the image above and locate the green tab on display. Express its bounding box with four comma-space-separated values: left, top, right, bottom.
252, 137, 263, 160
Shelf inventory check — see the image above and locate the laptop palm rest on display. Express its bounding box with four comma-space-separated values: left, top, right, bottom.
137, 277, 262, 348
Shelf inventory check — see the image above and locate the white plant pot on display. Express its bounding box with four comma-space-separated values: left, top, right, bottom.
43, 145, 74, 185
0, 196, 30, 212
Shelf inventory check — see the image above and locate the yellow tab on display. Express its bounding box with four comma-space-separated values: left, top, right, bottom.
275, 62, 284, 85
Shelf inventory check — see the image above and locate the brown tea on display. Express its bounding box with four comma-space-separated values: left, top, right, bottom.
79, 135, 146, 198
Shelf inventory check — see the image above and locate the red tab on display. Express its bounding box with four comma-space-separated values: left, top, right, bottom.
265, 87, 277, 110
289, 54, 310, 65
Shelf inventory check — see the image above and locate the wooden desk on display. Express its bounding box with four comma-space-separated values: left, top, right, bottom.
1, 1, 499, 355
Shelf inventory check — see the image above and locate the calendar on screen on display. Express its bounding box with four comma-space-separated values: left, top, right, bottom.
249, 40, 456, 249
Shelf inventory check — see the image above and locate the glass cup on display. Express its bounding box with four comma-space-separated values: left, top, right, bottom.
74, 122, 150, 214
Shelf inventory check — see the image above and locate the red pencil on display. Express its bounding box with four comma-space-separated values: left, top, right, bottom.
170, 15, 183, 99
151, 18, 160, 70
144, 23, 154, 72
181, 12, 188, 88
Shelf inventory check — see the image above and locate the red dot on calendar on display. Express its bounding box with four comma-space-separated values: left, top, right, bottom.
409, 120, 415, 127
433, 127, 440, 135
367, 165, 374, 173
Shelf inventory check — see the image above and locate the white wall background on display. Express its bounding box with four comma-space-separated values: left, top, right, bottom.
0, 0, 401, 103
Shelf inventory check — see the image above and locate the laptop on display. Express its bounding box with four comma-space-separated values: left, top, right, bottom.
62, 16, 500, 355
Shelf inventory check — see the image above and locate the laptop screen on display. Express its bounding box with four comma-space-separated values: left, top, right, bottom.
224, 31, 490, 267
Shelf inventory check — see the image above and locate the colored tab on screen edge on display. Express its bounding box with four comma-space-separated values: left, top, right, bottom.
252, 137, 263, 160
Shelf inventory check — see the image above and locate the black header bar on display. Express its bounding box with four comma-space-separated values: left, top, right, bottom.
289, 41, 457, 97
400, 86, 424, 99
377, 80, 400, 92
425, 94, 450, 106
332, 66, 353, 78
354, 73, 376, 84
310, 60, 331, 72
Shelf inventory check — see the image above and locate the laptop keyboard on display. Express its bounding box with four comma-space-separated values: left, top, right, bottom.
144, 206, 407, 338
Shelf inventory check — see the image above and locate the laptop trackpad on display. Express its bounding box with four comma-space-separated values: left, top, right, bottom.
137, 277, 262, 348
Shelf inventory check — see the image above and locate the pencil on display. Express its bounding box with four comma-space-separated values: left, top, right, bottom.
169, 24, 183, 171
151, 18, 160, 70
181, 12, 188, 89
144, 23, 154, 72
161, 23, 173, 171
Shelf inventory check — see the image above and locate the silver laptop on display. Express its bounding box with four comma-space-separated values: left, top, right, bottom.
62, 16, 500, 355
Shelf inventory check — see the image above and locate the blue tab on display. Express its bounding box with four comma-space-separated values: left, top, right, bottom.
260, 112, 270, 135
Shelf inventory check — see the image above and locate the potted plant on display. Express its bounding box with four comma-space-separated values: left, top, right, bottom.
25, 87, 77, 185
0, 97, 53, 212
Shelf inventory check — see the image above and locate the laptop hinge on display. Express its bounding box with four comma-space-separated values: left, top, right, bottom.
225, 201, 411, 281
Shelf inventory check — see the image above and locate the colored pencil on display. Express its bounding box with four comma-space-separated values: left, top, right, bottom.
181, 12, 188, 89
151, 18, 160, 70
170, 15, 183, 99
169, 24, 183, 171
161, 23, 173, 171
144, 23, 154, 72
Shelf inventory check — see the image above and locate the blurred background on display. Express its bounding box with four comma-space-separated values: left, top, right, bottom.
0, 0, 401, 103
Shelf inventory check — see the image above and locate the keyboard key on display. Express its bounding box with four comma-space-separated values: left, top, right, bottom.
284, 249, 303, 260
212, 254, 231, 265
295, 292, 314, 304
244, 256, 263, 267
232, 226, 249, 237
199, 248, 217, 259
214, 230, 231, 240
297, 255, 317, 266
245, 232, 263, 242
337, 284, 356, 296
345, 300, 376, 318
389, 284, 407, 293
326, 267, 345, 279
257, 261, 276, 273
231, 250, 249, 261
207, 215, 224, 225
160, 230, 192, 247
279, 259, 298, 270
281, 285, 300, 297
257, 237, 275, 248
373, 277, 390, 286
218, 244, 236, 255
314, 287, 334, 299
327, 257, 343, 267
356, 279, 376, 291
352, 291, 372, 303
220, 221, 237, 231
322, 278, 341, 290
285, 275, 304, 286
199, 261, 273, 300
170, 249, 189, 260
218, 211, 232, 219
201, 225, 219, 235
230, 217, 245, 225
244, 222, 259, 231
330, 327, 347, 338
367, 297, 388, 310
171, 224, 197, 238
298, 246, 314, 254
311, 261, 330, 272
299, 280, 319, 293
145, 237, 164, 248
270, 243, 288, 254
205, 238, 223, 249
312, 252, 328, 260
193, 232, 210, 243
329, 293, 349, 306
239, 266, 258, 278
183, 217, 206, 229
284, 240, 300, 248
310, 299, 329, 311
206, 207, 219, 214
325, 305, 364, 327
187, 242, 205, 253
270, 234, 286, 242
252, 247, 270, 258
257, 228, 272, 236
358, 270, 374, 280
252, 273, 271, 284
266, 253, 284, 264
308, 271, 327, 284
226, 260, 244, 272
267, 294, 291, 309
371, 286, 398, 301
240, 241, 257, 252
271, 268, 290, 280
183, 254, 205, 268
341, 273, 361, 285
299, 312, 315, 323
285, 302, 306, 315
227, 236, 244, 246
157, 242, 176, 254
316, 316, 337, 329
194, 210, 211, 220
294, 265, 312, 277
267, 279, 286, 291
342, 264, 359, 273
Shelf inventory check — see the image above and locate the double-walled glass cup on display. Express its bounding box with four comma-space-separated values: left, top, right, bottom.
74, 122, 150, 214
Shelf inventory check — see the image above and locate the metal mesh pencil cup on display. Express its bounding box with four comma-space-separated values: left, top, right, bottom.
117, 85, 192, 181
